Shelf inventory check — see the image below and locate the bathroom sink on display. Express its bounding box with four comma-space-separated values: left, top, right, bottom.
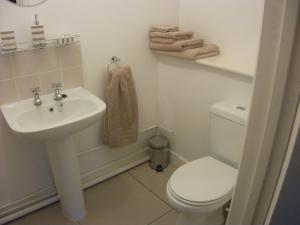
1, 87, 106, 140
1, 87, 106, 222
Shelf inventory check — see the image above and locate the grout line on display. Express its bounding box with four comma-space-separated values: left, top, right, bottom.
0, 66, 81, 83
127, 170, 174, 209
147, 209, 173, 225
12, 78, 20, 101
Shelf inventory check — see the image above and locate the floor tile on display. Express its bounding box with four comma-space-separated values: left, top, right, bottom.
7, 203, 77, 225
129, 163, 177, 204
81, 173, 170, 225
149, 210, 178, 225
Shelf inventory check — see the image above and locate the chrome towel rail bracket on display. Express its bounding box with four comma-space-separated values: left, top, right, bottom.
107, 56, 121, 73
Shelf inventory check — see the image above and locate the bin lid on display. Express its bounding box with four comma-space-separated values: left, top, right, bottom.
149, 135, 169, 149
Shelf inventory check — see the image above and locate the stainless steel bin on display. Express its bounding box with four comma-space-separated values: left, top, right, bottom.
148, 135, 169, 172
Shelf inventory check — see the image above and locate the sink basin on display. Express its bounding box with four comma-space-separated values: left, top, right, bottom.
1, 87, 106, 140
1, 87, 106, 222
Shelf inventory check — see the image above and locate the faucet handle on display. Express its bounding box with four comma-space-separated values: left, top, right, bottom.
52, 82, 62, 89
31, 86, 41, 94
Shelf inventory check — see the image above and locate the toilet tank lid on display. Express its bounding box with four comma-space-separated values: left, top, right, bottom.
210, 101, 248, 126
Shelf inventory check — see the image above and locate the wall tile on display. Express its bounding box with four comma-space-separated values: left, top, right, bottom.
62, 66, 84, 89
11, 50, 37, 77
59, 44, 82, 68
15, 75, 40, 100
0, 80, 18, 104
0, 44, 83, 105
36, 48, 60, 73
0, 54, 13, 80
39, 71, 62, 94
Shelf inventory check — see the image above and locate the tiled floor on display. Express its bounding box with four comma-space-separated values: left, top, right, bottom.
7, 163, 178, 225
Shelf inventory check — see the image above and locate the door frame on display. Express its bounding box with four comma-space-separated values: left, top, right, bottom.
226, 0, 300, 224
264, 100, 300, 225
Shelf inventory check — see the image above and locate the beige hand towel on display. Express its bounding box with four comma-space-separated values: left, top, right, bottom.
102, 66, 139, 147
153, 44, 219, 60
149, 39, 204, 51
151, 38, 175, 44
149, 31, 194, 40
150, 24, 179, 33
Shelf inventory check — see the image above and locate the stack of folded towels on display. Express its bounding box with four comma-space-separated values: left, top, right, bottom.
149, 25, 219, 60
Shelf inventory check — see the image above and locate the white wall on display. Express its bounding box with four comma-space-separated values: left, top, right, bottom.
0, 0, 180, 129
0, 0, 179, 212
179, 0, 265, 71
0, 0, 265, 218
158, 0, 264, 160
158, 58, 253, 160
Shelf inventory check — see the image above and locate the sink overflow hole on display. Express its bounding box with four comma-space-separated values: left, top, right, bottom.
49, 107, 54, 112
236, 106, 246, 111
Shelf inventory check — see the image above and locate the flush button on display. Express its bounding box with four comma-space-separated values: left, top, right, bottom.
236, 106, 246, 111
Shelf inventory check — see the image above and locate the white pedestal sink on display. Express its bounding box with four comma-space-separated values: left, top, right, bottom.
1, 87, 106, 221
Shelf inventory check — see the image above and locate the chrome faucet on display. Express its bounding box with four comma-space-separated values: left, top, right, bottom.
52, 82, 63, 101
52, 82, 68, 112
31, 87, 42, 106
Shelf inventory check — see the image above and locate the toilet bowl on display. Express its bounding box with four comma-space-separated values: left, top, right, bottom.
166, 156, 237, 225
166, 102, 248, 225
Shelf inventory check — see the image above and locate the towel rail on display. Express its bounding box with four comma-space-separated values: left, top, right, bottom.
107, 56, 121, 73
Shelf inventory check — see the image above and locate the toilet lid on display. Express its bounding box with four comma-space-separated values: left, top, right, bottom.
169, 157, 237, 203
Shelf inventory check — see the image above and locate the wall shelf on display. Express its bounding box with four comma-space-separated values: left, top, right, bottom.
195, 55, 256, 78
0, 34, 80, 54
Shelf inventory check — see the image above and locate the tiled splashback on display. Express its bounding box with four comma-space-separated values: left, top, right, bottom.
0, 44, 84, 105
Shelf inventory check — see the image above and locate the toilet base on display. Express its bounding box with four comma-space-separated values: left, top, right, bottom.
176, 208, 224, 225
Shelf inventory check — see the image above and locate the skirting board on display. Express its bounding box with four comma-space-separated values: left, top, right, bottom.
0, 149, 150, 225
169, 150, 189, 167
0, 148, 188, 224
158, 125, 189, 167
0, 125, 189, 224
0, 125, 158, 224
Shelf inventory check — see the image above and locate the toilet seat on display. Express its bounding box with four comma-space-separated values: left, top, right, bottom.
168, 157, 237, 207
168, 183, 232, 208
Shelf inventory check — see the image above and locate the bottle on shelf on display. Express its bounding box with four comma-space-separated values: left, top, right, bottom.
31, 14, 46, 47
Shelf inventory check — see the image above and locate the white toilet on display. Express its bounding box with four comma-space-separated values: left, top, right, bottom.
166, 101, 248, 225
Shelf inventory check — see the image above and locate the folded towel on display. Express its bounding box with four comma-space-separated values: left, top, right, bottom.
102, 66, 139, 147
149, 31, 194, 40
150, 24, 179, 33
151, 38, 175, 44
149, 39, 204, 51
153, 44, 219, 60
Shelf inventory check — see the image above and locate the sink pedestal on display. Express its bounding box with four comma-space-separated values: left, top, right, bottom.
46, 136, 86, 221
1, 87, 106, 222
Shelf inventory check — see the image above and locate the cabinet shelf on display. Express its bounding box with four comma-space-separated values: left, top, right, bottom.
195, 55, 256, 78
0, 34, 80, 54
